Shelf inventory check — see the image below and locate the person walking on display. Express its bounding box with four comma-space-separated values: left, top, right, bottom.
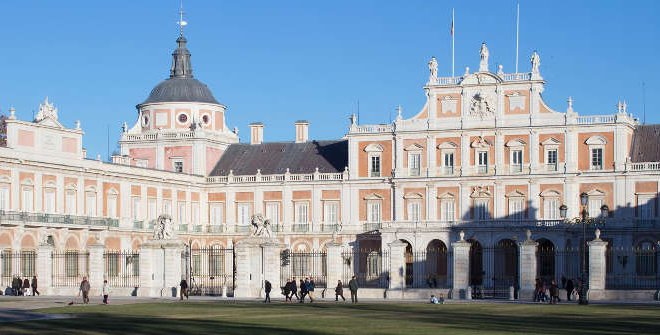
565, 278, 575, 301
102, 280, 110, 304
299, 278, 308, 303
11, 276, 21, 296
335, 280, 346, 301
79, 277, 91, 304
290, 277, 298, 302
264, 280, 272, 303
179, 278, 189, 300
307, 278, 316, 302
348, 275, 359, 303
549, 279, 559, 304
283, 279, 292, 302
31, 275, 39, 296
22, 277, 30, 296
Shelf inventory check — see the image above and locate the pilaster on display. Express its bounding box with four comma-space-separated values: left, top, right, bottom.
36, 243, 54, 295
452, 234, 471, 299
588, 231, 608, 292
88, 243, 105, 296
326, 242, 343, 288
518, 231, 538, 300
388, 240, 406, 293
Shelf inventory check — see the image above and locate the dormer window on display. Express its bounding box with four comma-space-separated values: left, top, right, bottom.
585, 136, 607, 171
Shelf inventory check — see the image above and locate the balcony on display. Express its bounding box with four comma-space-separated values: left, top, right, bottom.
292, 224, 310, 233
0, 210, 119, 228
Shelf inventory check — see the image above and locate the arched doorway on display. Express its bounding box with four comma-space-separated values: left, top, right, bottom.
494, 239, 519, 295
468, 239, 484, 290
399, 239, 414, 286
426, 240, 448, 288
537, 238, 555, 283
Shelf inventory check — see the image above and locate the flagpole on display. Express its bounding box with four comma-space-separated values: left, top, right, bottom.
452, 8, 455, 78
515, 1, 520, 73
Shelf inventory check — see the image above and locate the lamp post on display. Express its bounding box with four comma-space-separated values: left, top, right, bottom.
579, 192, 589, 305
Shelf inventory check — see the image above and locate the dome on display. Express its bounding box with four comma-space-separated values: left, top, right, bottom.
142, 77, 219, 105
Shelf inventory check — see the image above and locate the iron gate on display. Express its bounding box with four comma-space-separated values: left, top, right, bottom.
182, 246, 234, 296
280, 250, 327, 288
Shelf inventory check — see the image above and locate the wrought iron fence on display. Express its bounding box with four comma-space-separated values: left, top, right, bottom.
606, 246, 659, 290
103, 250, 139, 288
0, 249, 36, 292
183, 247, 234, 296
280, 250, 327, 288
471, 244, 518, 299
52, 250, 89, 287
341, 249, 390, 288
403, 249, 452, 289
537, 246, 584, 289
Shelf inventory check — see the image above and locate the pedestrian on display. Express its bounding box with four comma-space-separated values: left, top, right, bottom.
31, 275, 39, 296
565, 278, 575, 301
430, 294, 439, 304
283, 279, 292, 302
561, 275, 567, 290
79, 277, 91, 304
22, 277, 30, 296
290, 277, 299, 302
534, 278, 542, 302
348, 275, 359, 303
335, 280, 346, 301
298, 278, 307, 303
102, 279, 110, 304
549, 279, 559, 304
11, 276, 20, 296
307, 278, 315, 302
264, 280, 272, 303
179, 278, 189, 300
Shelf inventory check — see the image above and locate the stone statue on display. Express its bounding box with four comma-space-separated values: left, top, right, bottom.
250, 214, 273, 238
531, 51, 540, 74
428, 56, 438, 84
479, 43, 489, 72
153, 214, 175, 240
459, 230, 465, 241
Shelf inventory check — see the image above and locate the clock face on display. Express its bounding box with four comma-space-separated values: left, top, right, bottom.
178, 113, 188, 123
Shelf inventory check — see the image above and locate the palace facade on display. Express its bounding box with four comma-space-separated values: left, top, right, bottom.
1, 30, 659, 299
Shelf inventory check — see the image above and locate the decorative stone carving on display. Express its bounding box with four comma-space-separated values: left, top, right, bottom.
250, 214, 272, 238
470, 185, 491, 198
469, 92, 496, 120
35, 97, 58, 122
530, 51, 540, 74
428, 56, 438, 84
152, 214, 175, 240
479, 43, 489, 72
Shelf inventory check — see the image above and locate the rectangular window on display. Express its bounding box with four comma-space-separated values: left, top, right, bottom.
324, 201, 339, 224
546, 149, 558, 171
237, 203, 251, 225
474, 198, 489, 220
0, 186, 9, 211
441, 199, 455, 221
131, 197, 141, 220
443, 152, 454, 175
295, 202, 309, 224
265, 202, 279, 226
367, 201, 381, 223
174, 161, 184, 173
163, 200, 172, 216
409, 153, 421, 176
512, 150, 523, 173
44, 190, 56, 214
65, 191, 76, 215
508, 198, 524, 220
107, 195, 117, 218
591, 148, 603, 170
477, 151, 488, 174
147, 198, 156, 221
210, 203, 224, 225
191, 202, 199, 224
86, 192, 96, 217
589, 198, 603, 218
22, 187, 34, 212
544, 198, 559, 220
177, 202, 186, 224
370, 155, 381, 177
408, 201, 421, 222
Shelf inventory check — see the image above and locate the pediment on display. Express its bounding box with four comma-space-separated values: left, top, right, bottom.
585, 135, 607, 145
506, 190, 526, 198
541, 138, 561, 146
36, 117, 64, 129
364, 193, 384, 200
437, 141, 458, 150
404, 143, 424, 151
471, 137, 491, 148
460, 72, 502, 86
540, 189, 561, 197
364, 143, 384, 153
505, 139, 526, 147
586, 189, 606, 197
404, 192, 423, 199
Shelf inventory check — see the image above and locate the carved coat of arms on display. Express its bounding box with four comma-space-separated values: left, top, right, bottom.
469, 92, 496, 120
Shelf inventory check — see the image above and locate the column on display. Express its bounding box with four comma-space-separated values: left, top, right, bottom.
388, 240, 406, 296
565, 129, 578, 173
394, 136, 404, 175
283, 186, 292, 231
494, 182, 504, 219
495, 131, 504, 175
233, 240, 256, 298
326, 242, 342, 289
88, 243, 105, 296
518, 231, 538, 301
588, 230, 608, 297
452, 233, 471, 299
426, 135, 435, 177
138, 246, 154, 296
223, 239, 234, 297
261, 241, 283, 298
529, 181, 540, 220
427, 184, 437, 221
460, 133, 470, 176
530, 130, 539, 173
36, 243, 54, 295
459, 183, 470, 221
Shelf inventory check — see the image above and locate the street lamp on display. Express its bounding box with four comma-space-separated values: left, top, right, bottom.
578, 192, 589, 305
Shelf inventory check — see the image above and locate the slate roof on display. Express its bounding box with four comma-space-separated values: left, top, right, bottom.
210, 140, 348, 176
630, 124, 660, 162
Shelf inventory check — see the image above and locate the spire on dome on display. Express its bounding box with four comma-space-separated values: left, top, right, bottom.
170, 1, 192, 78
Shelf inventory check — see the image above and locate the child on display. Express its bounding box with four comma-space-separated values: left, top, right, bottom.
430, 294, 439, 304
102, 280, 110, 304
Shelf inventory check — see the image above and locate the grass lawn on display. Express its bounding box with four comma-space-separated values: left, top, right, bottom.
1, 301, 659, 335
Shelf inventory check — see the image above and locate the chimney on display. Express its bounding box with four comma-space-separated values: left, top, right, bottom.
249, 122, 264, 145
295, 120, 309, 143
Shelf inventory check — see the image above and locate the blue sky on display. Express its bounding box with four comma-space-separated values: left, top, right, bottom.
1, 1, 658, 159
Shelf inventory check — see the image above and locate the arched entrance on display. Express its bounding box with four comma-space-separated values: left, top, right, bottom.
537, 238, 555, 283
399, 239, 414, 286
494, 239, 519, 296
468, 239, 483, 290
426, 240, 448, 288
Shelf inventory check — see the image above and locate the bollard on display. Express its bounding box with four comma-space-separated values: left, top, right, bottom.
222, 286, 227, 298
466, 286, 472, 300
509, 286, 515, 300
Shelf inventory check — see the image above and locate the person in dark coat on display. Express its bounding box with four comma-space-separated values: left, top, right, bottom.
549, 279, 559, 304
307, 278, 315, 302
79, 277, 91, 304
179, 278, 189, 300
289, 277, 298, 302
335, 280, 346, 301
283, 279, 291, 302
298, 278, 307, 303
22, 278, 30, 296
348, 275, 359, 303
31, 275, 39, 296
11, 276, 21, 296
264, 280, 272, 303
565, 278, 575, 301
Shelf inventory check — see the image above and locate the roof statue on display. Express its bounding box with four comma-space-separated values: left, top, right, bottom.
428, 56, 438, 84
35, 97, 58, 122
530, 51, 541, 75
479, 42, 489, 72
152, 214, 175, 240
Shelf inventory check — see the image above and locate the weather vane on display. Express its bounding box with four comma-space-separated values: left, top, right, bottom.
177, 0, 188, 36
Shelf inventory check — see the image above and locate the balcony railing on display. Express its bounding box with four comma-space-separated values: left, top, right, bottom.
0, 210, 119, 228
207, 171, 345, 184
292, 224, 310, 233
625, 162, 660, 172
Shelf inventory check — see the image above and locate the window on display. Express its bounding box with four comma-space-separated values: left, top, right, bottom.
135, 159, 148, 168
173, 161, 184, 173
44, 188, 56, 214
544, 197, 560, 220
295, 202, 309, 224
477, 151, 488, 174
177, 202, 186, 224
474, 198, 489, 220
147, 198, 156, 221
65, 190, 76, 215
546, 149, 558, 171
265, 202, 279, 226
407, 201, 421, 222
588, 198, 603, 218
638, 195, 656, 219
210, 203, 224, 225
324, 201, 339, 224
370, 155, 381, 177
237, 203, 251, 225
408, 153, 421, 177
511, 150, 523, 173
107, 192, 117, 218
0, 186, 9, 211
443, 152, 455, 175
85, 191, 97, 217
131, 197, 141, 221
508, 197, 524, 220
191, 202, 199, 224
367, 201, 382, 223
441, 198, 455, 221
590, 148, 603, 170
163, 200, 172, 216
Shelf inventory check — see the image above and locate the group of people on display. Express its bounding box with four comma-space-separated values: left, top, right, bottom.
534, 276, 579, 304
76, 277, 110, 305
6, 276, 39, 296
280, 275, 360, 303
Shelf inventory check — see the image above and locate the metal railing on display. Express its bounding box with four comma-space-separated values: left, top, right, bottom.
341, 249, 390, 288
0, 210, 118, 228
1, 250, 36, 292
52, 250, 89, 287
280, 250, 327, 288
103, 250, 139, 288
